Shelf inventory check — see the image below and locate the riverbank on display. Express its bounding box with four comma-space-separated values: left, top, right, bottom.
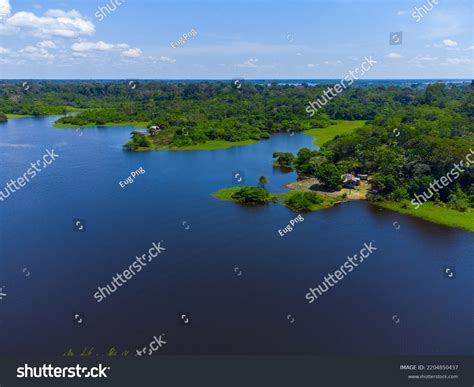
6, 114, 34, 119
304, 120, 366, 146
53, 121, 149, 129
144, 139, 257, 151
373, 201, 474, 232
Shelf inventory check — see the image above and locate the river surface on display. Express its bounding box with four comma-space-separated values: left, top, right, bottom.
0, 116, 472, 355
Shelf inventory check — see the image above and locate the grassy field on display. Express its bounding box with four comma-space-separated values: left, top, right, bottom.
373, 201, 474, 232
304, 120, 366, 147
278, 191, 338, 211
152, 139, 257, 151
6, 114, 34, 119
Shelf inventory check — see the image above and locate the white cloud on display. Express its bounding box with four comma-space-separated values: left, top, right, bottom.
19, 45, 54, 60
386, 52, 402, 59
71, 41, 115, 52
157, 56, 176, 63
464, 46, 474, 51
0, 46, 9, 54
37, 40, 57, 49
70, 41, 142, 60
3, 8, 94, 38
43, 9, 81, 18
443, 39, 458, 47
444, 58, 472, 65
397, 10, 409, 15
122, 48, 142, 58
0, 0, 11, 19
238, 58, 259, 68
307, 63, 316, 68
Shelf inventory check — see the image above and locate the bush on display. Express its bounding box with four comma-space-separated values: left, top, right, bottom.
284, 192, 323, 212
231, 187, 274, 205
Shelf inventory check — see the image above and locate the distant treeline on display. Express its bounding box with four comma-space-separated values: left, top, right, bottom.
3, 81, 468, 149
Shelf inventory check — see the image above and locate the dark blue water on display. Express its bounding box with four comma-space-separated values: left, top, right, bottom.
0, 116, 472, 356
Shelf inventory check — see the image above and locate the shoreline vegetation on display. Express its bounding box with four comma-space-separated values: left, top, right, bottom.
373, 201, 474, 232
213, 183, 474, 232
1, 81, 472, 231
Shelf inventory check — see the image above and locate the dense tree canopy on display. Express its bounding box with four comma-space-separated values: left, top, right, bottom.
281, 82, 474, 210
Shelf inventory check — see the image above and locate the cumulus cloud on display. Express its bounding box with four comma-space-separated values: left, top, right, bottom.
386, 52, 402, 59
0, 0, 11, 19
37, 40, 57, 49
19, 45, 54, 60
71, 41, 115, 52
122, 48, 142, 58
157, 56, 176, 63
443, 39, 458, 47
238, 58, 259, 68
2, 6, 94, 38
0, 46, 9, 53
71, 40, 143, 60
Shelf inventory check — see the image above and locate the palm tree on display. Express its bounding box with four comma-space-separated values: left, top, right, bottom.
258, 175, 269, 188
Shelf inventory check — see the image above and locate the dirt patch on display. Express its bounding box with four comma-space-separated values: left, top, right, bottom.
285, 178, 368, 200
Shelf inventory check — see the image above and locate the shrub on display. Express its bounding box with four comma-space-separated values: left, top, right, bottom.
284, 192, 323, 212
231, 187, 274, 205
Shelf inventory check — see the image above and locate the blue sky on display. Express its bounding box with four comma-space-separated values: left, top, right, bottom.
0, 0, 472, 79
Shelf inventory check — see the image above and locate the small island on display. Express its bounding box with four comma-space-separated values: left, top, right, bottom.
1, 81, 473, 231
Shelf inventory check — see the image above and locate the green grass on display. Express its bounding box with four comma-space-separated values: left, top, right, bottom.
373, 201, 474, 232
53, 121, 149, 129
212, 187, 243, 202
6, 114, 34, 119
279, 191, 339, 211
304, 120, 366, 147
213, 187, 341, 212
212, 187, 277, 202
151, 139, 257, 151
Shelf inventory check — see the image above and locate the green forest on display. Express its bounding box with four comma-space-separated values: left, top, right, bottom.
273, 82, 474, 218
1, 81, 473, 225
0, 81, 456, 150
